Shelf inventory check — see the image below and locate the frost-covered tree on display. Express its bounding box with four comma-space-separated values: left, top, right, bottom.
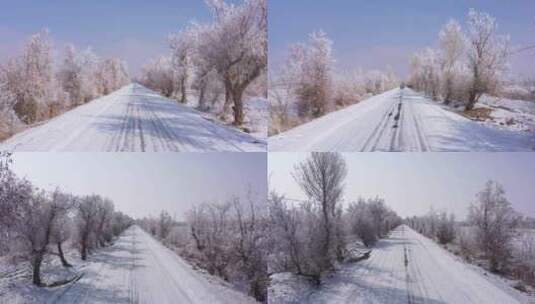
139, 56, 176, 97
0, 78, 21, 139
271, 35, 398, 135
347, 196, 400, 247
75, 194, 127, 261
57, 45, 83, 106
406, 207, 442, 239
469, 180, 518, 272
95, 58, 130, 95
1, 156, 131, 286
189, 30, 223, 111
48, 189, 75, 267
4, 29, 64, 123
193, 68, 222, 111
94, 198, 114, 247
367, 197, 391, 238
13, 189, 72, 286
465, 9, 509, 110
0, 154, 33, 255
169, 28, 195, 103
158, 210, 173, 240
144, 194, 268, 302
292, 152, 347, 277
230, 196, 267, 301
267, 193, 304, 272
409, 48, 441, 100
195, 0, 267, 125
364, 69, 398, 95
331, 69, 366, 108
439, 19, 467, 104
76, 195, 100, 260
1, 29, 130, 133
188, 201, 233, 279
289, 31, 334, 118
347, 199, 378, 247
57, 45, 100, 107
267, 194, 330, 283
268, 191, 400, 285
436, 211, 456, 244
409, 10, 509, 109
111, 211, 133, 237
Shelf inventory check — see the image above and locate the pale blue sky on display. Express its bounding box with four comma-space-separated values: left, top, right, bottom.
10, 153, 267, 220
269, 153, 535, 220
0, 0, 240, 76
269, 0, 535, 78
2, 1, 532, 78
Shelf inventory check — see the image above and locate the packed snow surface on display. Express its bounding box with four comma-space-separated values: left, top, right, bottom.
269, 88, 535, 151
0, 84, 265, 152
270, 225, 529, 304
1, 225, 257, 304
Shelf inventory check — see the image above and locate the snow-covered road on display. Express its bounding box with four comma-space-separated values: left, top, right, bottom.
45, 225, 256, 304
0, 84, 265, 152
269, 88, 535, 151
305, 225, 527, 304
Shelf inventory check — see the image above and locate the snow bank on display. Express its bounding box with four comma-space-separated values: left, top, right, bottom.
477, 95, 535, 133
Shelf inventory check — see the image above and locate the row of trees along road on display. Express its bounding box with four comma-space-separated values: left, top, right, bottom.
408, 9, 510, 110
407, 180, 522, 274
0, 30, 129, 140
139, 0, 267, 126
0, 153, 133, 286
267, 153, 401, 284
138, 194, 268, 303
269, 30, 399, 135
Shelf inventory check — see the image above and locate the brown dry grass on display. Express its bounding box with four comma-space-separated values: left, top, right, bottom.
462, 107, 493, 121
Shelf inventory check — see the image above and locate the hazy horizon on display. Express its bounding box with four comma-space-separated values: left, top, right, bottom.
269, 152, 535, 220
10, 152, 267, 220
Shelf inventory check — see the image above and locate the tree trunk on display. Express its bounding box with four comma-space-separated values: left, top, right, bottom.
250, 278, 265, 303
466, 90, 478, 111
81, 236, 88, 261
490, 256, 499, 273
190, 227, 204, 251
57, 242, 72, 267
180, 78, 187, 103
466, 65, 481, 111
231, 88, 245, 126
198, 86, 206, 110
444, 77, 453, 105
222, 88, 231, 117
32, 253, 44, 286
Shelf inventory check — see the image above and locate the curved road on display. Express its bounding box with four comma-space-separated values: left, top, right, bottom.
0, 84, 265, 152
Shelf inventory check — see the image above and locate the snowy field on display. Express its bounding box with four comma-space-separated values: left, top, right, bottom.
0, 226, 257, 304
269, 88, 535, 152
269, 225, 530, 304
476, 95, 535, 133
0, 84, 265, 152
